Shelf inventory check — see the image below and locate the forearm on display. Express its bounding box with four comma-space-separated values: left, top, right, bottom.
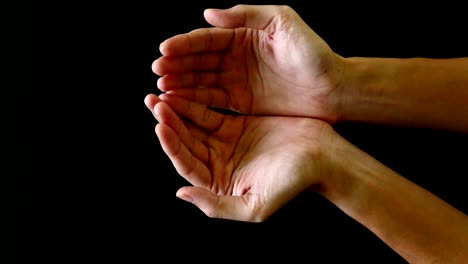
338, 57, 468, 133
318, 137, 468, 263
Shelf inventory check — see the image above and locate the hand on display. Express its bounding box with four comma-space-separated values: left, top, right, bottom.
152, 4, 345, 123
144, 93, 335, 222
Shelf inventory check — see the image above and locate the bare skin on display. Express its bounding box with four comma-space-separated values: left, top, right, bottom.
147, 4, 468, 263
153, 5, 468, 132
145, 93, 468, 264
153, 5, 343, 123
145, 93, 329, 221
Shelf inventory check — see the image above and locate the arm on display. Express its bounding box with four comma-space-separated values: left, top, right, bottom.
338, 57, 468, 133
153, 4, 468, 133
318, 132, 468, 263
145, 92, 468, 263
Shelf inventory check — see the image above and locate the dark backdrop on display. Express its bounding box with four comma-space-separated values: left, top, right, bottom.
26, 1, 467, 263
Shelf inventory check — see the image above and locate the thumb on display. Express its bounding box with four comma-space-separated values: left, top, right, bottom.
204, 4, 282, 31
176, 186, 265, 222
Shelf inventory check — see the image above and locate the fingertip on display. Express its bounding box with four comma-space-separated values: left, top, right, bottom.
145, 93, 158, 103
159, 41, 167, 56
157, 93, 184, 112
176, 189, 194, 203
155, 123, 171, 146
203, 8, 230, 28
155, 122, 160, 133
156, 77, 167, 92
153, 99, 176, 124
153, 100, 164, 120
155, 123, 165, 142
144, 94, 159, 112
203, 8, 223, 26
203, 8, 217, 17
155, 122, 162, 134
151, 59, 159, 75
144, 93, 152, 106
155, 122, 172, 141
158, 92, 170, 101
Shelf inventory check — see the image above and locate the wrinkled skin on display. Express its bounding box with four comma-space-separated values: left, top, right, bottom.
152, 5, 345, 123
145, 93, 335, 222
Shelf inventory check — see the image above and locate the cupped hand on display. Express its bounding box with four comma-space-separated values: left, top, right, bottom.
145, 93, 334, 222
152, 4, 345, 123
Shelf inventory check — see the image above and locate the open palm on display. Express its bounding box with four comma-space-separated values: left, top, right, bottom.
153, 5, 344, 122
145, 93, 331, 222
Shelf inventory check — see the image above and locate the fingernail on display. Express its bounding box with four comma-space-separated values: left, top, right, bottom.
176, 193, 194, 203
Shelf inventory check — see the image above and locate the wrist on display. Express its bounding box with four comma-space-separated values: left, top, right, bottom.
333, 57, 364, 123
297, 52, 350, 123
334, 57, 395, 123
312, 132, 375, 218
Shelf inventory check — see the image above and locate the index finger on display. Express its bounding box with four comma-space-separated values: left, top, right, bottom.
160, 27, 234, 56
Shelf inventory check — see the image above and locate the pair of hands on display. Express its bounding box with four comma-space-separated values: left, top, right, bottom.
145, 5, 348, 222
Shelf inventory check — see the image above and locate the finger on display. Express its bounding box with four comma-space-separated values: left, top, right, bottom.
156, 123, 211, 187
152, 52, 223, 76
166, 88, 230, 109
181, 120, 208, 145
176, 186, 268, 222
204, 4, 283, 32
154, 101, 209, 164
144, 94, 162, 119
160, 27, 234, 56
159, 93, 224, 131
157, 72, 221, 92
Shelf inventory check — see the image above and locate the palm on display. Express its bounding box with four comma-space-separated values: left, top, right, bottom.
146, 94, 328, 221
154, 13, 342, 122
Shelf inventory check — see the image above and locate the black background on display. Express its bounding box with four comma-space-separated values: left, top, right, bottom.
24, 1, 467, 263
